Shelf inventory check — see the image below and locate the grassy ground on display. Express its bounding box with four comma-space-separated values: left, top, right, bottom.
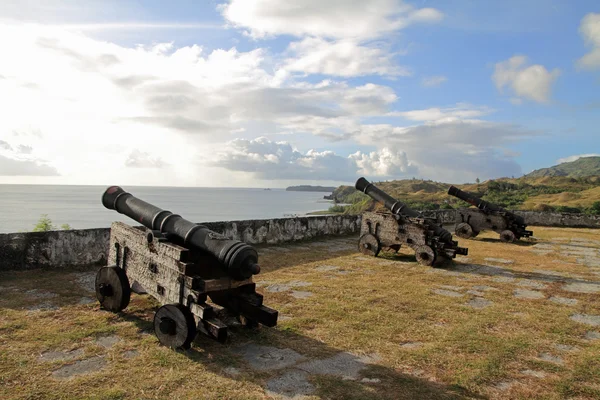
1, 226, 600, 399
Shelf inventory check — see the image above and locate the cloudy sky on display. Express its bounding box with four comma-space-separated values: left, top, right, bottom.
0, 0, 599, 187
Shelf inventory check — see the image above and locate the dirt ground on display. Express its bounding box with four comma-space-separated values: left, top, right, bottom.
1, 226, 599, 399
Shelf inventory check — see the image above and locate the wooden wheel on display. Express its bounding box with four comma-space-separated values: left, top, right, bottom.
500, 230, 516, 243
455, 223, 474, 239
95, 266, 131, 312
358, 233, 381, 257
154, 304, 197, 350
415, 245, 436, 266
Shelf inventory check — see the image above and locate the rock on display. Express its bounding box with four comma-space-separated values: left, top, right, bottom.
95, 335, 121, 349
492, 276, 516, 283
266, 369, 315, 398
278, 315, 293, 321
571, 314, 600, 327
25, 289, 58, 300
78, 297, 95, 305
485, 258, 514, 264
266, 284, 291, 293
236, 344, 305, 371
122, 350, 139, 359
554, 344, 579, 352
514, 289, 545, 299
472, 285, 497, 291
288, 281, 312, 288
400, 342, 423, 349
538, 353, 563, 365
52, 357, 107, 379
517, 280, 547, 290
223, 367, 241, 377
361, 378, 381, 383
291, 291, 313, 299
467, 290, 486, 296
39, 349, 84, 362
438, 285, 464, 291
466, 298, 493, 309
73, 272, 96, 292
562, 282, 600, 294
432, 289, 463, 298
521, 369, 547, 378
549, 296, 578, 306
296, 352, 379, 380
585, 331, 600, 340
27, 302, 59, 311
315, 265, 339, 272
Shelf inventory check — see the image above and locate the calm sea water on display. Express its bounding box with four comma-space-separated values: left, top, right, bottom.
0, 185, 333, 234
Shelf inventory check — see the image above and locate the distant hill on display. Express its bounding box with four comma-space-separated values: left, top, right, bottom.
286, 185, 336, 193
526, 156, 600, 178
329, 175, 600, 215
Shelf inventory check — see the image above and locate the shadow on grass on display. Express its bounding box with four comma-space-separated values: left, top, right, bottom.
256, 235, 361, 272
117, 305, 486, 400
474, 238, 537, 247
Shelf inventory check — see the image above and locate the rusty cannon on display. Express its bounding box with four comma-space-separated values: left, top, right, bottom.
95, 186, 278, 350
355, 177, 468, 266
447, 185, 533, 243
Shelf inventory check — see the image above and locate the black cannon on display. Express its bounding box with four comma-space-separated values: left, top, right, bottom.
355, 178, 468, 266
447, 186, 533, 242
96, 186, 278, 350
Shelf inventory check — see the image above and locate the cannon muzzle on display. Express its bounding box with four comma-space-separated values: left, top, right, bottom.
102, 186, 260, 280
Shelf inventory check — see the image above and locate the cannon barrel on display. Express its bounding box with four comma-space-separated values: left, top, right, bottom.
356, 177, 453, 244
447, 186, 525, 225
102, 186, 260, 280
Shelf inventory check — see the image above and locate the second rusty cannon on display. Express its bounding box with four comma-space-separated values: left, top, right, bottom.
355, 177, 468, 266
447, 185, 533, 243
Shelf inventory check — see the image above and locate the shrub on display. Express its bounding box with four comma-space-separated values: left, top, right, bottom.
33, 214, 55, 232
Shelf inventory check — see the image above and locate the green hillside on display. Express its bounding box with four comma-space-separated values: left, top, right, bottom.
526, 156, 600, 178
328, 175, 600, 215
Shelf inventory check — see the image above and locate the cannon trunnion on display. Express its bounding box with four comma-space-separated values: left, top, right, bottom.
356, 178, 468, 266
447, 186, 533, 243
96, 187, 278, 350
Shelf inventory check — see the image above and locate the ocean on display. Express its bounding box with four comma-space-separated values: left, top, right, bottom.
0, 185, 334, 234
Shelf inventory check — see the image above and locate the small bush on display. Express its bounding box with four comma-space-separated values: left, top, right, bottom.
33, 214, 55, 232
328, 205, 347, 213
555, 206, 582, 214
31, 215, 72, 232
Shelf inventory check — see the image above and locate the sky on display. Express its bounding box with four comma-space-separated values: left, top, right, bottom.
0, 0, 599, 188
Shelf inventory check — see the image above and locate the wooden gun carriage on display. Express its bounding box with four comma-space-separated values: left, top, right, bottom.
448, 186, 533, 243
95, 186, 277, 350
355, 178, 468, 266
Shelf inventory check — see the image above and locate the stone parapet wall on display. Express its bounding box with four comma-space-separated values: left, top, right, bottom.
421, 209, 600, 228
0, 215, 361, 271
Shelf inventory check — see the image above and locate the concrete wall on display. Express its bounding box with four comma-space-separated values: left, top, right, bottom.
2, 210, 598, 272
0, 215, 361, 272
422, 209, 600, 228
0, 228, 110, 271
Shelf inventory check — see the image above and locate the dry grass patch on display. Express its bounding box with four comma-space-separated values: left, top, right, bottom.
1, 228, 600, 399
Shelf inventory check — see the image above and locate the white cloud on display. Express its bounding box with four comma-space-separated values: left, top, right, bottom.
492, 55, 560, 103
557, 154, 600, 164
212, 136, 417, 181
125, 150, 167, 168
0, 137, 58, 176
422, 75, 447, 87
577, 12, 600, 70
219, 0, 443, 40
0, 23, 537, 186
389, 104, 492, 122
282, 37, 410, 77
